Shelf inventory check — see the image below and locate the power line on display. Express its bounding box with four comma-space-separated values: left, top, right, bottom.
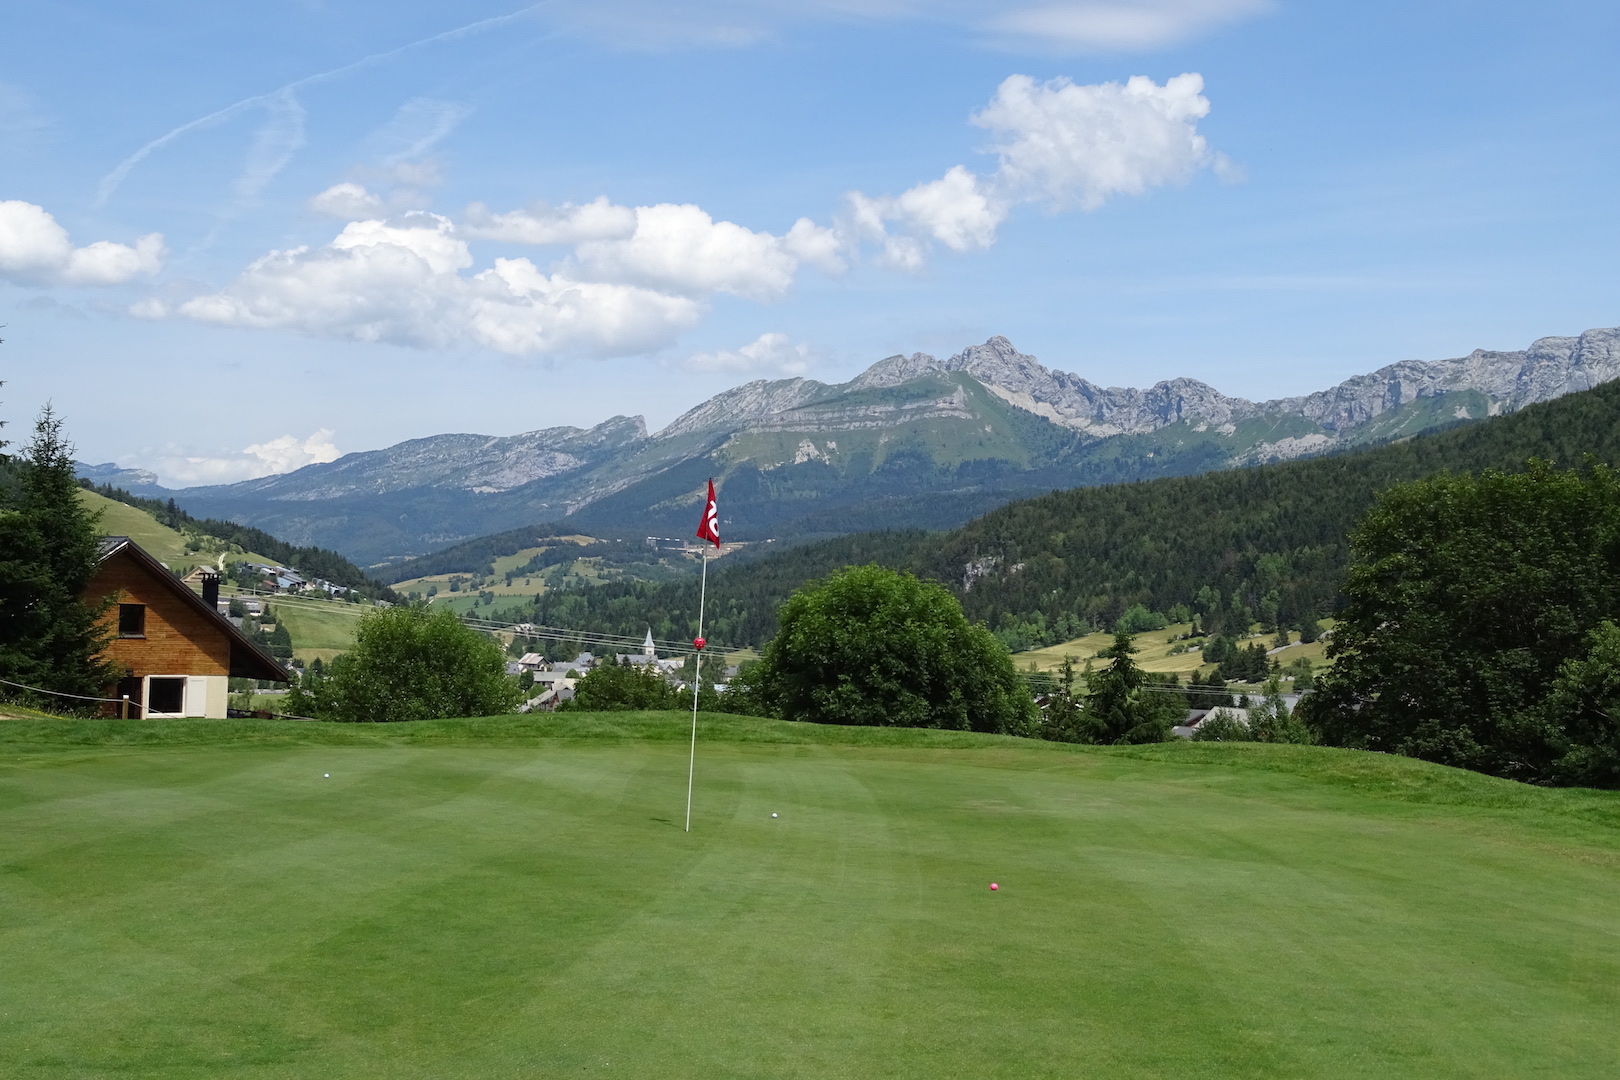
222, 586, 713, 655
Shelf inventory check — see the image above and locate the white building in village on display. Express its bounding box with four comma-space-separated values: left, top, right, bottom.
618, 628, 685, 677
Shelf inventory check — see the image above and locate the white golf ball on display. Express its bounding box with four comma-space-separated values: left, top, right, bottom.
324, 773, 329, 778
771, 812, 778, 818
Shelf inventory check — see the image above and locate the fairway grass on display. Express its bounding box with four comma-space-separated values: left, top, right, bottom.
2, 715, 1618, 1079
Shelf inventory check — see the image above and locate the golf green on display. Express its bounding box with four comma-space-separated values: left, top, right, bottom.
2, 713, 1618, 1079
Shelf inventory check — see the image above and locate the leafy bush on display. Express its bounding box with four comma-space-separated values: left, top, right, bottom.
1247, 677, 1313, 744
1192, 709, 1251, 742
289, 605, 521, 722
1116, 604, 1168, 634
1537, 621, 1620, 787
756, 565, 1036, 734
563, 658, 682, 712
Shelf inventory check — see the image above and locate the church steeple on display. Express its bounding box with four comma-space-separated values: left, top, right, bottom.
643, 627, 656, 657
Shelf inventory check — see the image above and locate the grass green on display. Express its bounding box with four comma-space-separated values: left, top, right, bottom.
266, 596, 364, 663
2, 713, 1617, 1079
1015, 620, 1336, 680
78, 489, 277, 576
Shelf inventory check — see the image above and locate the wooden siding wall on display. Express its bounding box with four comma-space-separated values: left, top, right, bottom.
88, 552, 231, 678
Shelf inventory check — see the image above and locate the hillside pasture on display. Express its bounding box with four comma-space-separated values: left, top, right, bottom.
1015, 621, 1334, 685
264, 596, 365, 663
1, 714, 1617, 1079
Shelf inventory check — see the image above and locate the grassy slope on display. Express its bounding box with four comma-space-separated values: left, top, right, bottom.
79, 489, 277, 574
2, 714, 1617, 1080
78, 488, 194, 565
265, 597, 364, 663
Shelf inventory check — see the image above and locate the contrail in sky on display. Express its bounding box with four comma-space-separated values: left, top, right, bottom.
95, 3, 552, 206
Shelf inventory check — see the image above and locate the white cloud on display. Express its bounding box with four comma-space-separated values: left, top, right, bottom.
686, 332, 813, 374
973, 72, 1215, 209
308, 182, 386, 219
466, 198, 845, 302
0, 200, 166, 286
167, 211, 701, 358
159, 190, 843, 356
844, 71, 1221, 265
152, 429, 342, 487
846, 166, 1005, 268
573, 203, 839, 302
463, 196, 637, 245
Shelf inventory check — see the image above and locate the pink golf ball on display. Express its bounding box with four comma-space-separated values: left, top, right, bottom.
990, 882, 999, 891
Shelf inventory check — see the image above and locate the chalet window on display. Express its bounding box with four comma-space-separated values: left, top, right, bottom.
147, 677, 185, 715
118, 604, 146, 638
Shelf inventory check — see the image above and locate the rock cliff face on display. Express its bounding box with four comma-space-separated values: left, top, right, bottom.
1271, 329, 1620, 429
851, 327, 1620, 442
160, 325, 1620, 563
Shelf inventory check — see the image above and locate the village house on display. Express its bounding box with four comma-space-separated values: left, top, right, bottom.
86, 537, 288, 718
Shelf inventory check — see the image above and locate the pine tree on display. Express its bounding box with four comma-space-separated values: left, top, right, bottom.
1082, 631, 1172, 744
0, 405, 116, 703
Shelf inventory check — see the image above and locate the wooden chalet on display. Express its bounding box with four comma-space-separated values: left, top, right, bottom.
87, 537, 288, 718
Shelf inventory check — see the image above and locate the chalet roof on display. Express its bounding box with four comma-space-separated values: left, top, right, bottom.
95, 536, 290, 683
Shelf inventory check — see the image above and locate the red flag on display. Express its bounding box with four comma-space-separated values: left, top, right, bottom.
695, 479, 721, 549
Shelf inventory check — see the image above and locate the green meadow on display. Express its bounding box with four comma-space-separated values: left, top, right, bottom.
2, 713, 1618, 1079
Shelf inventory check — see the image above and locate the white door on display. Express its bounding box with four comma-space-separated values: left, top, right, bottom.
186, 676, 210, 717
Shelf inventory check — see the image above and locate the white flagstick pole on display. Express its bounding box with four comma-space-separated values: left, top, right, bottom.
685, 544, 709, 833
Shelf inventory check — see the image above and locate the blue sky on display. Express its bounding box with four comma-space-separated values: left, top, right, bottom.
3, 1, 1617, 485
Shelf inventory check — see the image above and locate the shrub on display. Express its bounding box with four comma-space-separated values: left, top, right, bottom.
290, 605, 521, 722
756, 565, 1036, 734
1116, 604, 1168, 634
563, 658, 681, 712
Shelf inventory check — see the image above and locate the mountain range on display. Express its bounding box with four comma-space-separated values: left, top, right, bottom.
89, 326, 1620, 566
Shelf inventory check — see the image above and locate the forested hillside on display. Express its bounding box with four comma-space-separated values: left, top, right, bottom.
515, 377, 1620, 651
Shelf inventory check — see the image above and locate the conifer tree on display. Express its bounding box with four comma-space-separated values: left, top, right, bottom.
0, 405, 116, 702
1082, 631, 1173, 744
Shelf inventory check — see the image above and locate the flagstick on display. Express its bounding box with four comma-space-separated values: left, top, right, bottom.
685, 544, 709, 833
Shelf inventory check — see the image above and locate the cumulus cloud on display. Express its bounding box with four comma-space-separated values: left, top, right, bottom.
686, 332, 813, 375
572, 204, 842, 302
308, 182, 387, 219
161, 211, 701, 358
973, 71, 1217, 208
153, 429, 342, 487
846, 166, 1004, 268
846, 71, 1220, 265
467, 198, 844, 302
0, 200, 166, 286
463, 196, 637, 245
